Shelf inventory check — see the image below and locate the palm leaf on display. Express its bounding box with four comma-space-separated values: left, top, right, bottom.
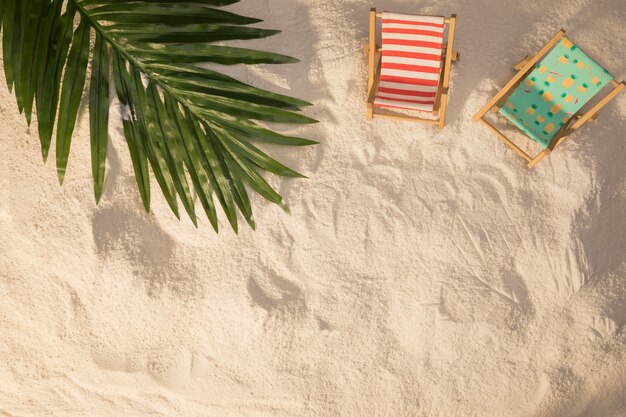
0, 0, 317, 232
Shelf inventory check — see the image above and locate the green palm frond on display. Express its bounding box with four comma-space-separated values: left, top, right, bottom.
0, 0, 317, 232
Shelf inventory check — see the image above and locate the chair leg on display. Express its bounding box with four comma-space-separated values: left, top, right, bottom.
528, 148, 551, 168
438, 93, 447, 129
367, 103, 374, 120
478, 117, 533, 163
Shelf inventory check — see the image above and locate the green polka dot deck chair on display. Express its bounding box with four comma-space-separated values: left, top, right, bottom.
366, 8, 459, 128
474, 30, 624, 168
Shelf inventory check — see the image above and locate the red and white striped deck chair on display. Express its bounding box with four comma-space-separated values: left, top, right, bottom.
367, 9, 459, 128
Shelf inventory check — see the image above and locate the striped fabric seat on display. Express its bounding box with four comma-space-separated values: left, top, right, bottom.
374, 12, 445, 112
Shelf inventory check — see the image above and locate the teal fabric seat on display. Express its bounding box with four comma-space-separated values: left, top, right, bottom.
498, 37, 613, 148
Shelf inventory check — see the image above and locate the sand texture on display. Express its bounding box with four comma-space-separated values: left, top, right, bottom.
1, 0, 626, 416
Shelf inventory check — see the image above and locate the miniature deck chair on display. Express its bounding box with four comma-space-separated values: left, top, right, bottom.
474, 30, 625, 167
366, 9, 459, 128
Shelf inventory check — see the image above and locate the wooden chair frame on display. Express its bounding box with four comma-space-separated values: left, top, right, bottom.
473, 29, 625, 168
366, 8, 459, 129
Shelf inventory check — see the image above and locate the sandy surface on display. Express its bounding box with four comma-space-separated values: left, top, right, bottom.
1, 0, 626, 416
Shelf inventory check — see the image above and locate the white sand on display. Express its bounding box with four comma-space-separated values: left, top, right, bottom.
1, 0, 626, 416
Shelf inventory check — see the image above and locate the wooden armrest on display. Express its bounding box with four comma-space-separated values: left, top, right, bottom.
514, 55, 531, 71
576, 113, 599, 122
